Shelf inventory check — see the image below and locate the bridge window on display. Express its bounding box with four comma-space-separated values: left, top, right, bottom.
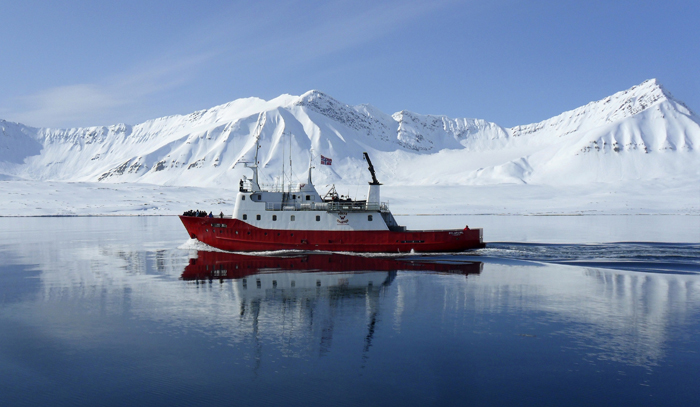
368, 215, 373, 221
291, 215, 295, 221
316, 215, 320, 221
242, 214, 247, 220
256, 214, 261, 220
272, 215, 277, 221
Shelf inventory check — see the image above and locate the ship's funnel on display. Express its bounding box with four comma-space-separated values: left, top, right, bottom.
367, 184, 380, 208
363, 152, 381, 209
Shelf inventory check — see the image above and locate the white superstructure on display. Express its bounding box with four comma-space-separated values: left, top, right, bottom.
231, 140, 403, 232
231, 164, 400, 232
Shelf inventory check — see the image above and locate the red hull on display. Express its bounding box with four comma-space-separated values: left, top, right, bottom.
180, 216, 484, 253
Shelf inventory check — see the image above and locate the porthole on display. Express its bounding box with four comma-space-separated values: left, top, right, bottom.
242, 214, 247, 220
291, 215, 295, 221
368, 215, 373, 221
242, 195, 246, 201
316, 215, 320, 221
256, 214, 261, 220
306, 195, 311, 201
272, 215, 277, 221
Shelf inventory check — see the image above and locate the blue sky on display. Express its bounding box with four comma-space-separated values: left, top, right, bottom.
1, 0, 698, 128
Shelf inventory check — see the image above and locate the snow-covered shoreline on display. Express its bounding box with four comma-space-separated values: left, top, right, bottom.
1, 179, 696, 217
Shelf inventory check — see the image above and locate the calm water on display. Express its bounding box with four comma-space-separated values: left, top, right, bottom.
0, 216, 699, 406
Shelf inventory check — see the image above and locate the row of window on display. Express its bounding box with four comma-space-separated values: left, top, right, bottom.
243, 194, 313, 201
242, 214, 319, 221
240, 214, 374, 221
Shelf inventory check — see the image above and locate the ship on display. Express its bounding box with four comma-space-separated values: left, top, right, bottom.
180, 143, 484, 253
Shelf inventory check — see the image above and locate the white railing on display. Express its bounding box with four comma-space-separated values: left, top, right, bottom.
240, 180, 303, 193
264, 201, 389, 212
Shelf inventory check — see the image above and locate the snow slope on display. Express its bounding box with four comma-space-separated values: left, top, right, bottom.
2, 78, 696, 188
0, 79, 698, 216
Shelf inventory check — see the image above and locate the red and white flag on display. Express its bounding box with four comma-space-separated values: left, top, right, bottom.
321, 155, 332, 165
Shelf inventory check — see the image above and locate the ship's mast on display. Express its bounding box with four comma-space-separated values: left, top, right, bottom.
289, 133, 293, 191
307, 148, 315, 184
281, 139, 285, 193
307, 158, 314, 184
245, 113, 265, 192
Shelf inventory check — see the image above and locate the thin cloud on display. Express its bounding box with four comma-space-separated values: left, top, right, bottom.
213, 0, 458, 67
10, 84, 125, 129
5, 51, 217, 128
3, 0, 457, 128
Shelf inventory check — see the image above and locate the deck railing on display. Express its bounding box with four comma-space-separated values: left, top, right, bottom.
265, 201, 389, 212
240, 181, 303, 193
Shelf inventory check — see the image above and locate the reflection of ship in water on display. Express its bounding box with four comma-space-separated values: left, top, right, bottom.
181, 251, 483, 282
180, 251, 482, 367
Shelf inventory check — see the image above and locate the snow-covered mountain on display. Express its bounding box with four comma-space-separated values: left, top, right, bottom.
1, 79, 698, 187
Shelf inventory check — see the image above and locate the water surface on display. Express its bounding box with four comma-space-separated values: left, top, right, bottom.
0, 216, 698, 406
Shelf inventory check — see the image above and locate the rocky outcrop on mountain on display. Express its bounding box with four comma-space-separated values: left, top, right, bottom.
0, 79, 697, 186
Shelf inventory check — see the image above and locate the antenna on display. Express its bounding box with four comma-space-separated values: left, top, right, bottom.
289, 133, 293, 191
236, 112, 265, 191
282, 135, 285, 193
307, 148, 316, 184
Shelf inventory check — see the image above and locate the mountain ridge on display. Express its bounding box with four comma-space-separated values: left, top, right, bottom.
0, 79, 697, 187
